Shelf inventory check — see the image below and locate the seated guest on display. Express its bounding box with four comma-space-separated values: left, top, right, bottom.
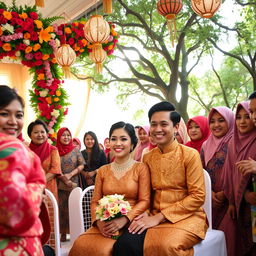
0, 133, 46, 255
141, 132, 157, 159
185, 116, 210, 152
223, 101, 256, 256
200, 107, 234, 231
175, 117, 190, 144
69, 122, 150, 256
113, 101, 207, 256
80, 131, 107, 188
134, 126, 150, 161
56, 128, 85, 242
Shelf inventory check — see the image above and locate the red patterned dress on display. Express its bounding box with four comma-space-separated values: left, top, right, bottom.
0, 133, 46, 256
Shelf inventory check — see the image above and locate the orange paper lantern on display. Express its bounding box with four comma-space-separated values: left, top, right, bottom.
191, 0, 221, 18
103, 0, 113, 14
89, 45, 107, 74
55, 44, 76, 78
157, 0, 183, 46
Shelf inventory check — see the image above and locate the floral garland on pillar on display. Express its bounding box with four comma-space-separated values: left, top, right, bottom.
0, 2, 119, 142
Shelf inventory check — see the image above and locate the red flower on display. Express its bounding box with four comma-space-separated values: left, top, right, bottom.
68, 37, 75, 45
35, 60, 43, 66
15, 18, 23, 26
17, 43, 27, 51
0, 16, 7, 24
34, 51, 43, 60
29, 12, 38, 20
64, 108, 68, 115
11, 11, 19, 18
30, 31, 38, 41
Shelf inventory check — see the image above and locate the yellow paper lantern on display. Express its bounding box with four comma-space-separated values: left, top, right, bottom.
55, 44, 76, 78
89, 45, 107, 74
103, 0, 113, 14
191, 0, 221, 18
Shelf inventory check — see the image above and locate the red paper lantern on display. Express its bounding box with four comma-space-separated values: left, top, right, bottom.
191, 0, 221, 18
157, 0, 183, 46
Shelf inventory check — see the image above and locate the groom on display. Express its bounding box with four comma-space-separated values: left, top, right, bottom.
113, 101, 207, 256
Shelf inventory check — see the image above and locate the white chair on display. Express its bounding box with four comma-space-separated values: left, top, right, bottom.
69, 186, 95, 243
45, 189, 72, 256
193, 170, 227, 256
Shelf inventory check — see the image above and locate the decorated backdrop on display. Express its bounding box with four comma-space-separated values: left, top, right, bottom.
0, 2, 119, 142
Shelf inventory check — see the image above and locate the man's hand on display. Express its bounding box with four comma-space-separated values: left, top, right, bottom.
236, 158, 256, 175
128, 213, 165, 234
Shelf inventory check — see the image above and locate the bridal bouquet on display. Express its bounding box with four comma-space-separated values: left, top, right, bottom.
96, 194, 131, 221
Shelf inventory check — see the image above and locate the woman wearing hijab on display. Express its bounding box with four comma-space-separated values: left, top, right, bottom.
201, 107, 234, 230
73, 138, 82, 150
134, 126, 150, 161
175, 117, 190, 144
222, 101, 256, 256
185, 116, 210, 152
56, 127, 85, 242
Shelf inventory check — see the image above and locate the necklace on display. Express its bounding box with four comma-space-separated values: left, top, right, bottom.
111, 156, 136, 180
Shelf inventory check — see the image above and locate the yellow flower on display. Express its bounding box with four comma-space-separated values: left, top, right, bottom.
64, 27, 72, 34
80, 21, 86, 25
34, 20, 43, 29
53, 97, 59, 102
39, 27, 52, 43
19, 13, 28, 19
33, 44, 41, 51
2, 43, 11, 52
46, 97, 52, 104
0, 160, 8, 170
25, 46, 33, 53
3, 11, 12, 20
37, 73, 45, 80
42, 54, 50, 60
56, 90, 61, 96
24, 32, 31, 39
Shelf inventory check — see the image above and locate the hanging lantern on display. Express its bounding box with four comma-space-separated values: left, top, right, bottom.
191, 0, 221, 18
35, 0, 44, 7
55, 44, 76, 78
89, 45, 107, 74
157, 0, 183, 47
103, 0, 113, 14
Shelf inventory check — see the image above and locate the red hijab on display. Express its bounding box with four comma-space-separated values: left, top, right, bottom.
29, 140, 56, 163
56, 127, 76, 156
185, 116, 211, 152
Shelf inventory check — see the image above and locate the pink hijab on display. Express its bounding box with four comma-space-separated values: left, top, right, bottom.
202, 106, 235, 166
135, 126, 150, 161
185, 116, 211, 152
224, 101, 256, 213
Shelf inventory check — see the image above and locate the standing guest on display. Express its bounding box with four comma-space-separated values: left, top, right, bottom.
175, 117, 190, 144
80, 131, 107, 188
200, 107, 234, 230
28, 119, 72, 201
185, 116, 210, 152
56, 128, 85, 242
0, 85, 46, 255
113, 102, 207, 256
223, 101, 256, 256
69, 121, 150, 256
134, 126, 150, 161
73, 138, 81, 150
104, 137, 114, 163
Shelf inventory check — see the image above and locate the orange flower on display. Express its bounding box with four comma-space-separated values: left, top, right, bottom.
39, 27, 52, 43
111, 29, 117, 37
80, 21, 86, 25
79, 49, 85, 53
19, 13, 28, 19
64, 27, 72, 34
2, 43, 11, 51
108, 45, 114, 50
37, 73, 45, 80
33, 44, 41, 51
52, 132, 57, 138
42, 54, 50, 60
87, 44, 93, 49
53, 97, 60, 102
0, 27, 2, 36
74, 46, 80, 51
24, 32, 31, 39
81, 39, 87, 46
51, 58, 57, 64
25, 46, 33, 53
3, 11, 12, 20
34, 20, 43, 29
56, 90, 61, 96
46, 97, 52, 104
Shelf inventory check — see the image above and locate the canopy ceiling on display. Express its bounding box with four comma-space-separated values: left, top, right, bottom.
4, 0, 100, 20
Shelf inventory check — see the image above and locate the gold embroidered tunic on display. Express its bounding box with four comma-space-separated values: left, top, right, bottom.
143, 140, 208, 256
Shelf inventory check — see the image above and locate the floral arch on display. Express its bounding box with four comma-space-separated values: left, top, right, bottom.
0, 2, 118, 142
